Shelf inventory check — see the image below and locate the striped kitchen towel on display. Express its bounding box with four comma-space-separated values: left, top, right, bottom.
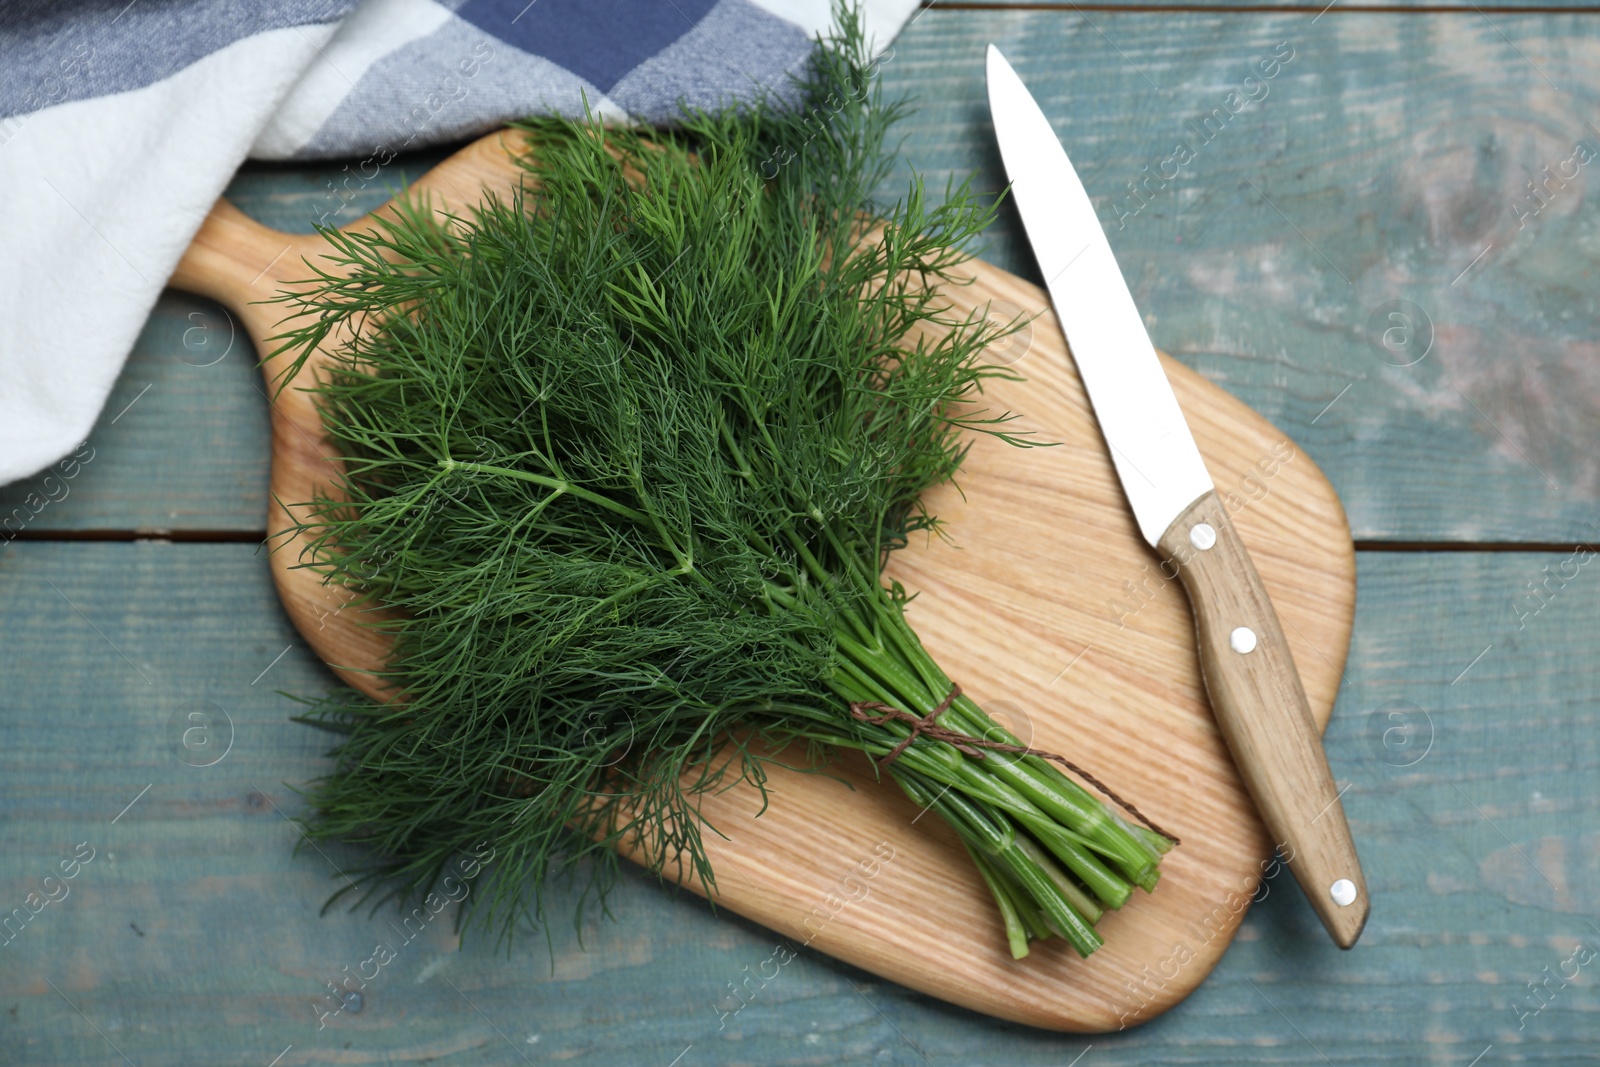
0, 0, 917, 486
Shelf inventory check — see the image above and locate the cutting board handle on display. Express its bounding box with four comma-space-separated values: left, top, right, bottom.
170, 199, 319, 345
169, 128, 537, 343
161, 127, 542, 698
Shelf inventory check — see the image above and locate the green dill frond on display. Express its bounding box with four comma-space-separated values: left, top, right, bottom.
269, 4, 1166, 959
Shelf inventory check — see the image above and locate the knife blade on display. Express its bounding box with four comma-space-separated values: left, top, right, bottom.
985, 44, 1368, 948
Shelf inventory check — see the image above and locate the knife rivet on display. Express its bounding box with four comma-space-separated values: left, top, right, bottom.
1189, 523, 1216, 551
1229, 627, 1257, 654
1330, 879, 1358, 907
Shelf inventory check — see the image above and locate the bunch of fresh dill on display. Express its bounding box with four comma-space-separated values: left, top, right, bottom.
272, 8, 1170, 960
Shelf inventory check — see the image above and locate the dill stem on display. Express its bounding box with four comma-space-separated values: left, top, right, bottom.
771, 566, 1158, 908
901, 771, 1102, 957
994, 856, 1053, 942
439, 460, 649, 525
967, 843, 1031, 960
839, 584, 1163, 887
818, 586, 1148, 919
1011, 832, 1102, 924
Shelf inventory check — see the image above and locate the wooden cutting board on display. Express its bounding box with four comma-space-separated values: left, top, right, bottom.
168, 129, 1356, 1033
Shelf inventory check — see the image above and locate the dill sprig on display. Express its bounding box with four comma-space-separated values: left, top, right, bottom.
270, 7, 1170, 959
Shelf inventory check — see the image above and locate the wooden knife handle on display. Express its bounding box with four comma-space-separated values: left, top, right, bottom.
1156, 489, 1368, 948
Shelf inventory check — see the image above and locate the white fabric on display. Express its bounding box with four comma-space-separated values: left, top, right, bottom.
250, 0, 454, 158
0, 2, 915, 488
0, 25, 334, 485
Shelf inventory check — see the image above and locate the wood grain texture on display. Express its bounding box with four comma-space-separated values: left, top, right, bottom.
34, 12, 1600, 544
1156, 488, 1368, 947
2, 4, 1597, 1063
1, 546, 1595, 1065
160, 126, 1356, 1031
0, 292, 268, 536
877, 10, 1600, 544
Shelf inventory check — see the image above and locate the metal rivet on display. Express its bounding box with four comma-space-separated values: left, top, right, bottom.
1330, 879, 1357, 907
1229, 626, 1257, 654
1189, 522, 1217, 551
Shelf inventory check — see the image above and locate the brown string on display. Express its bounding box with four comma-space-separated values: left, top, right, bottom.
850, 683, 1180, 845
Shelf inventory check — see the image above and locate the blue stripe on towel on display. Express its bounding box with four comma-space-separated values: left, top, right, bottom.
454, 0, 718, 93
0, 0, 355, 120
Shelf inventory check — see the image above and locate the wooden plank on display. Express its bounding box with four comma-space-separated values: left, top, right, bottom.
218, 147, 456, 236
1, 544, 1596, 1062
15, 12, 1600, 543
0, 292, 269, 536
875, 9, 1600, 545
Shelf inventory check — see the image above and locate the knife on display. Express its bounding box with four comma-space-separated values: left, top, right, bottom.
985, 45, 1368, 948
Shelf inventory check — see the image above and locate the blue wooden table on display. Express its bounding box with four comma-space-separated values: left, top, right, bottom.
4, 4, 1599, 1064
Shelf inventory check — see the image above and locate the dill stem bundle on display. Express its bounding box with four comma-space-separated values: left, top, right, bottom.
273, 8, 1170, 960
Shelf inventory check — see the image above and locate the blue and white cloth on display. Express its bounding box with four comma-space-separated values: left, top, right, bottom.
0, 0, 915, 486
